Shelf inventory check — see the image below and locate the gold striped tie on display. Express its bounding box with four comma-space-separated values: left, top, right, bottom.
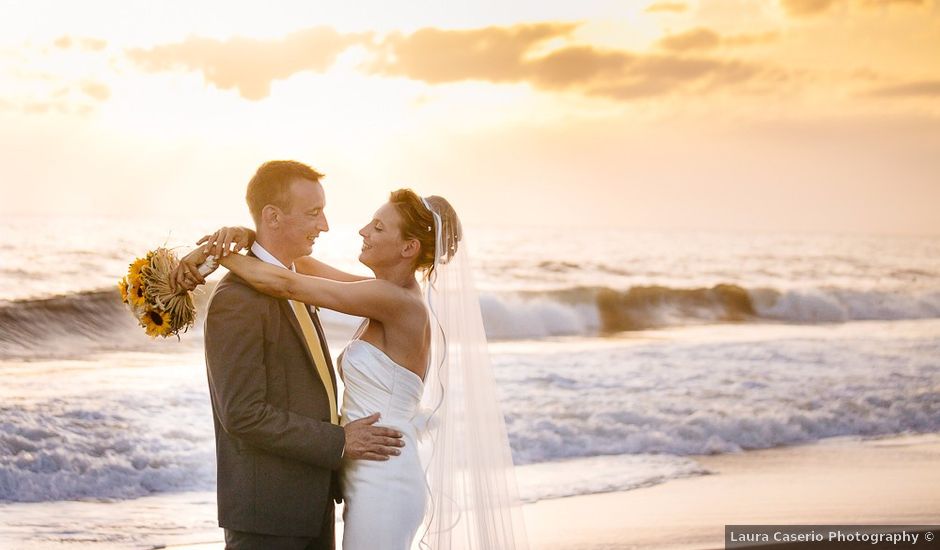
289, 300, 339, 424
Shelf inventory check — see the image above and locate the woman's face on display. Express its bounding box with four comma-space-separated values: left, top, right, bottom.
358, 202, 407, 269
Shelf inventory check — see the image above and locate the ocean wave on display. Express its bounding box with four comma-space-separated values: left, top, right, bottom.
0, 287, 212, 361
498, 331, 940, 465
2, 284, 940, 359
0, 392, 215, 503
4, 378, 936, 503
506, 394, 940, 465
749, 287, 940, 323
479, 285, 940, 339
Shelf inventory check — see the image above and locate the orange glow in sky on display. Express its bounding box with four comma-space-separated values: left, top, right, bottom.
1, 0, 938, 234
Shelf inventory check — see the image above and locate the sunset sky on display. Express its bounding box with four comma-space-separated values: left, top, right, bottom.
2, 0, 938, 234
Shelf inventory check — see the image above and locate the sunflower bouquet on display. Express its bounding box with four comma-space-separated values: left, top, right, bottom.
118, 248, 216, 338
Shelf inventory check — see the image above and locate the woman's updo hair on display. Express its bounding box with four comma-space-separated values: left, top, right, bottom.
389, 189, 461, 279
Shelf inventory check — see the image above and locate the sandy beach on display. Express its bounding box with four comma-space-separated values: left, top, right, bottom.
524, 433, 940, 550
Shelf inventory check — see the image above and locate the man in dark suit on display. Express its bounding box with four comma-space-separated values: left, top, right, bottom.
190, 161, 403, 550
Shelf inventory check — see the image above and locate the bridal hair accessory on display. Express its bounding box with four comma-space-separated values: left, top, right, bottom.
118, 248, 216, 338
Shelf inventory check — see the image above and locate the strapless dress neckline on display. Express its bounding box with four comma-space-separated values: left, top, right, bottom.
345, 339, 425, 385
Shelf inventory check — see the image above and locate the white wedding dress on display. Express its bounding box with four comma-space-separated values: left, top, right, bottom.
339, 339, 427, 550
336, 196, 527, 550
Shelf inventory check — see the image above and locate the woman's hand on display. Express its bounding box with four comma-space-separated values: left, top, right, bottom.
169, 245, 213, 294
198, 226, 255, 259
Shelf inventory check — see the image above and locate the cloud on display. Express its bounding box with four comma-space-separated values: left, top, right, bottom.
645, 2, 689, 12
367, 24, 764, 100
781, 0, 838, 16
865, 80, 940, 98
658, 28, 779, 52
54, 36, 108, 51
723, 31, 780, 47
127, 23, 766, 103
536, 49, 763, 100
80, 81, 110, 101
659, 28, 722, 51
860, 0, 928, 5
1, 40, 112, 115
527, 46, 633, 89
781, 0, 927, 16
128, 27, 368, 100
367, 23, 578, 83
587, 55, 761, 99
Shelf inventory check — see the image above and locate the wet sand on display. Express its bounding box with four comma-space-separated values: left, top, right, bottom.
524, 433, 940, 550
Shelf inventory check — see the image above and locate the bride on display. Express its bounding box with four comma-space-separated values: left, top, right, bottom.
183, 189, 527, 550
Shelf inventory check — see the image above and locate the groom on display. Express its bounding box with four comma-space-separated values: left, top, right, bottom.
184, 160, 403, 549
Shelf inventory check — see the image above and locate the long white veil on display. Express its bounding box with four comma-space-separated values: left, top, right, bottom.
416, 197, 528, 550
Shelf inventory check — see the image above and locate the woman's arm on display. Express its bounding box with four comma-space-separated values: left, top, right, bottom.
170, 225, 252, 293
219, 253, 414, 322
199, 225, 371, 282
295, 256, 372, 282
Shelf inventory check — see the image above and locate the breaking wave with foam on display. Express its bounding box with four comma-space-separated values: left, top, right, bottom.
479, 284, 940, 339
3, 284, 940, 360
0, 387, 215, 503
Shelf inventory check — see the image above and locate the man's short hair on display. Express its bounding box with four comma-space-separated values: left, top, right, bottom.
246, 160, 325, 225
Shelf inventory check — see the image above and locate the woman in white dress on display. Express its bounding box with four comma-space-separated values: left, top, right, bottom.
192, 189, 526, 550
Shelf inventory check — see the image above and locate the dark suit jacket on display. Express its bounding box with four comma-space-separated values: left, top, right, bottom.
204, 262, 345, 537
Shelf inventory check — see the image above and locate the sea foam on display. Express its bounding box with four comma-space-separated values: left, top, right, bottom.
0, 388, 214, 503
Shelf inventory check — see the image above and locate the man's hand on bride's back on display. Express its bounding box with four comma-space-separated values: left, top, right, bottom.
343, 412, 405, 461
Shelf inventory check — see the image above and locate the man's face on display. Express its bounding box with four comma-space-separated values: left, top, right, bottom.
276, 178, 329, 261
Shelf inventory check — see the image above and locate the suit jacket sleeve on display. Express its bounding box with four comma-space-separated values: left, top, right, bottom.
205, 282, 345, 470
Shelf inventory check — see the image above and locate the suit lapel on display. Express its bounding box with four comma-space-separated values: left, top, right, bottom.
250, 248, 315, 376
248, 248, 336, 390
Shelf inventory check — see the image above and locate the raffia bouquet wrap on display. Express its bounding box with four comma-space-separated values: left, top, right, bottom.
117, 248, 216, 338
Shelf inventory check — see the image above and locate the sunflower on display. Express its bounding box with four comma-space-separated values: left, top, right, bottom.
128, 277, 147, 308
128, 257, 148, 282
125, 257, 150, 306
118, 277, 130, 304
141, 308, 173, 338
